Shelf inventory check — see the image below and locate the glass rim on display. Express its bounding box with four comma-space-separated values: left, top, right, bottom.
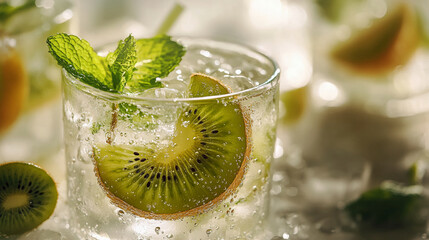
63, 36, 281, 103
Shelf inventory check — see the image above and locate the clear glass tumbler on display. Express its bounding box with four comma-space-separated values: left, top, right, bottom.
63, 37, 280, 239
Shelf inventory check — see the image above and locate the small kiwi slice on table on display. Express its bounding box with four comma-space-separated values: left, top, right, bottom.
93, 73, 251, 220
0, 162, 58, 235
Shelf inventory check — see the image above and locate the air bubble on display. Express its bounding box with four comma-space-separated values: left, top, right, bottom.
155, 227, 160, 234
166, 234, 173, 238
116, 209, 125, 217
182, 120, 190, 127
206, 229, 212, 236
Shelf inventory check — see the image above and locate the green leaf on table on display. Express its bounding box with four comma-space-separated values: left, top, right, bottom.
345, 181, 424, 228
106, 35, 137, 92
0, 0, 35, 23
46, 33, 113, 92
127, 34, 185, 92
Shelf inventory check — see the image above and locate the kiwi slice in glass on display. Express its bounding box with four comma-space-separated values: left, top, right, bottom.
93, 73, 250, 219
0, 162, 58, 235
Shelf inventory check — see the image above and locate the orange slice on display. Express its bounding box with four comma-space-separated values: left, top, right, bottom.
0, 39, 28, 134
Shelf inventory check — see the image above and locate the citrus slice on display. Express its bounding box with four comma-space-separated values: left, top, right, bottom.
331, 3, 420, 76
0, 38, 28, 134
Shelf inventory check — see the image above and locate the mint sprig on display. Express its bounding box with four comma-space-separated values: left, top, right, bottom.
345, 181, 423, 228
47, 33, 113, 92
46, 33, 185, 93
106, 35, 137, 92
128, 35, 185, 92
47, 33, 185, 144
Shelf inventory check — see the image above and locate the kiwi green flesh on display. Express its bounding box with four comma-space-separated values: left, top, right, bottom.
0, 162, 58, 235
93, 74, 248, 217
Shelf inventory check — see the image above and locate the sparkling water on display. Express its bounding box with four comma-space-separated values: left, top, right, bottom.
63, 38, 279, 239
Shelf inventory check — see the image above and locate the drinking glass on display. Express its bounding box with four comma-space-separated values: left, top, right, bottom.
62, 37, 280, 239
275, 0, 429, 238
300, 0, 429, 187
0, 0, 74, 165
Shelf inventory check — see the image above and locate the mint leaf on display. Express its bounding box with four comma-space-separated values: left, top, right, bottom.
91, 122, 103, 134
127, 35, 185, 92
106, 35, 137, 92
118, 103, 158, 130
47, 33, 185, 94
0, 0, 35, 23
345, 181, 424, 227
47, 33, 113, 92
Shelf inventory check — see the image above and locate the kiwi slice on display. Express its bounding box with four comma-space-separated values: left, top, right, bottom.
93, 73, 250, 219
0, 162, 58, 235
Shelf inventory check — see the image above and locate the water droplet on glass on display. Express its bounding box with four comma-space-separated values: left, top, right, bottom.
166, 233, 173, 238
206, 229, 212, 236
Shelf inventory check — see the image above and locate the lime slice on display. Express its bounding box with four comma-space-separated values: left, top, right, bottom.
331, 3, 420, 76
0, 39, 28, 134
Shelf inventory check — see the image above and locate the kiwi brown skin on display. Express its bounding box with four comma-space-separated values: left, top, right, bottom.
93, 73, 252, 220
0, 162, 58, 235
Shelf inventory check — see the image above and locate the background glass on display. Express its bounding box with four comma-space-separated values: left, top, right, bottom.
273, 0, 429, 239
0, 0, 74, 165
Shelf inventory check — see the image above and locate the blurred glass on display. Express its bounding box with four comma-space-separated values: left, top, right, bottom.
273, 0, 429, 239
0, 0, 74, 167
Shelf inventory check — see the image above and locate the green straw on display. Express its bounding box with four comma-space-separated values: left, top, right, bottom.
155, 3, 184, 35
